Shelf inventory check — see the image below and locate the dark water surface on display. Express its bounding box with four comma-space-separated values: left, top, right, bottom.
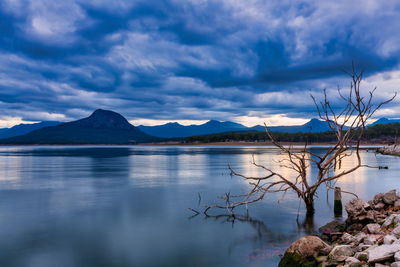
0, 145, 398, 266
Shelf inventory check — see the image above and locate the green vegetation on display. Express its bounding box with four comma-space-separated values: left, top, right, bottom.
185, 123, 400, 143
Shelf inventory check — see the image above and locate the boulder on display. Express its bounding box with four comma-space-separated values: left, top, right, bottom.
392, 226, 400, 239
318, 220, 346, 234
383, 190, 397, 205
364, 235, 377, 245
341, 233, 357, 244
368, 244, 400, 263
384, 235, 398, 245
279, 236, 331, 267
345, 256, 362, 267
347, 223, 364, 233
392, 262, 400, 267
346, 199, 368, 220
328, 245, 354, 262
365, 223, 381, 234
354, 232, 367, 243
354, 251, 368, 261
396, 251, 400, 261
374, 193, 384, 204
374, 202, 385, 210
383, 214, 397, 227
395, 200, 400, 208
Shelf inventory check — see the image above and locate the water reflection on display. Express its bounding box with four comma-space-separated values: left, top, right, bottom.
0, 146, 397, 266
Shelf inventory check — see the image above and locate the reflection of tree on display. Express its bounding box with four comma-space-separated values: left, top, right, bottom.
189, 212, 302, 261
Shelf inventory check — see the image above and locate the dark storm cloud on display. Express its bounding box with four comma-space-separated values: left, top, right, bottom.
0, 0, 399, 125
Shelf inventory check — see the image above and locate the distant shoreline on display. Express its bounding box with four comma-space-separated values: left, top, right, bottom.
141, 141, 387, 147
0, 142, 387, 147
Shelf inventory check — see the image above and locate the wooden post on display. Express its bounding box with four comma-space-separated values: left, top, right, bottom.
334, 187, 343, 216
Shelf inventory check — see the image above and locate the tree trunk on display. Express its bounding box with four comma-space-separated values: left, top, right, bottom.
304, 194, 315, 216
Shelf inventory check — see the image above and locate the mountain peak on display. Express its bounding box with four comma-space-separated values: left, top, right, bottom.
77, 109, 133, 129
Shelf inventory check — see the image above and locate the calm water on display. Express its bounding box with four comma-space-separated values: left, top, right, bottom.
0, 145, 398, 267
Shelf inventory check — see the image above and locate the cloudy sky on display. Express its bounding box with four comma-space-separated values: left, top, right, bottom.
0, 0, 399, 127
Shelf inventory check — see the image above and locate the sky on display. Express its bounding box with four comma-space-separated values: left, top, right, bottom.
0, 0, 399, 127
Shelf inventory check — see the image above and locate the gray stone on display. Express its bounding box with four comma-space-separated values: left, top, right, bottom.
354, 251, 368, 261
383, 190, 397, 205
346, 198, 368, 220
354, 232, 367, 243
329, 245, 354, 262
395, 200, 400, 208
364, 235, 377, 245
356, 243, 371, 252
368, 244, 400, 263
375, 202, 386, 210
375, 264, 386, 267
392, 263, 400, 267
342, 233, 357, 244
366, 223, 381, 234
395, 251, 400, 261
384, 235, 398, 245
279, 236, 332, 266
345, 256, 362, 267
319, 220, 346, 234
285, 235, 332, 256
383, 214, 397, 227
392, 226, 400, 238
374, 193, 385, 204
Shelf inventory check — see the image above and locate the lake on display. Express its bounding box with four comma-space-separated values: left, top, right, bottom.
0, 145, 398, 266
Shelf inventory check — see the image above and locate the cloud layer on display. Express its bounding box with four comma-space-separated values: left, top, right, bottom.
0, 0, 399, 126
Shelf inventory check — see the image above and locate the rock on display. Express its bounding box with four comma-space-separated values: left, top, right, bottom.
375, 263, 387, 267
364, 235, 377, 245
328, 245, 354, 262
368, 244, 400, 263
345, 256, 362, 267
384, 235, 398, 245
392, 226, 400, 238
347, 223, 364, 232
383, 214, 397, 227
319, 220, 346, 234
395, 200, 400, 208
354, 251, 368, 261
356, 243, 371, 252
342, 233, 357, 244
374, 193, 385, 204
392, 262, 400, 267
383, 190, 397, 205
395, 251, 400, 261
354, 232, 367, 243
279, 236, 332, 267
358, 210, 376, 223
346, 199, 368, 221
365, 223, 381, 234
375, 202, 386, 210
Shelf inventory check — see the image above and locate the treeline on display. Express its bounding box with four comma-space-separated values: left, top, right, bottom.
185, 123, 400, 143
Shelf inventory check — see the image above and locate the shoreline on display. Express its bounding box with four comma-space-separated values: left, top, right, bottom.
280, 190, 400, 266
0, 142, 389, 147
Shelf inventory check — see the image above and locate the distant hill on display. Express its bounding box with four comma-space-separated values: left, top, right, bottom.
138, 118, 337, 138
371, 118, 400, 126
0, 121, 61, 139
0, 109, 157, 144
138, 120, 248, 138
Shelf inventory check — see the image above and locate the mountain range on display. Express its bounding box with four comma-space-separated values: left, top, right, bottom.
0, 121, 61, 139
138, 118, 343, 138
0, 110, 399, 143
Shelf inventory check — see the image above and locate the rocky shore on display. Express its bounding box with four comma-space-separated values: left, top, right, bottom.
377, 145, 400, 156
279, 190, 400, 266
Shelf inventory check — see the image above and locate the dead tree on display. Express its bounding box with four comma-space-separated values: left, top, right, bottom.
205, 66, 396, 216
